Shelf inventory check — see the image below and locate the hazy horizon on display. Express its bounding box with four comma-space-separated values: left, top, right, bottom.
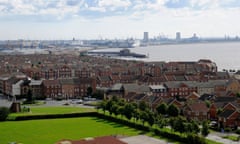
0, 0, 240, 40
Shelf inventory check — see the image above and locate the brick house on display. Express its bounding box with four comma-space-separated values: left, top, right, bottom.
164, 81, 197, 98
218, 110, 240, 128
0, 74, 11, 94
58, 65, 72, 79
29, 80, 43, 99
97, 76, 113, 87
41, 67, 58, 80
149, 85, 168, 97
183, 101, 209, 121
43, 80, 62, 99
60, 78, 96, 99
75, 68, 95, 78
185, 92, 200, 101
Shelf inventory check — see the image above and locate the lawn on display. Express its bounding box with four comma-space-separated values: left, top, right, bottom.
8, 106, 96, 119
0, 117, 142, 144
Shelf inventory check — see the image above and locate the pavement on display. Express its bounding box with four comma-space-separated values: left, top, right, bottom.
120, 135, 171, 144
207, 132, 240, 144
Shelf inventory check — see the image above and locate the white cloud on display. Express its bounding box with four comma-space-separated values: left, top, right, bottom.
190, 0, 219, 9
88, 6, 106, 12
98, 0, 131, 10
0, 0, 240, 39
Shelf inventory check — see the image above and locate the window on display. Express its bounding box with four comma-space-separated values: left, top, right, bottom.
196, 112, 199, 116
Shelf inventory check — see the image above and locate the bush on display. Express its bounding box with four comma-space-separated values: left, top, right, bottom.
0, 107, 10, 121
186, 134, 206, 144
235, 129, 240, 134
224, 127, 232, 132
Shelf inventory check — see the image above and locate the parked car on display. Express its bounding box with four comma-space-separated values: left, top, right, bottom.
70, 99, 83, 104
209, 121, 218, 128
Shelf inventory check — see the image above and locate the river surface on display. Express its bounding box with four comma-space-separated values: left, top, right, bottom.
92, 42, 240, 71
1, 42, 240, 71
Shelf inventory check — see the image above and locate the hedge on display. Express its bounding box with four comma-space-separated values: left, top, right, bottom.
12, 112, 98, 121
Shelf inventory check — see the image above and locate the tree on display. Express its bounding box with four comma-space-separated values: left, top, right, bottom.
123, 103, 134, 120
111, 103, 119, 116
118, 106, 125, 118
156, 103, 168, 115
184, 121, 200, 134
171, 116, 186, 133
25, 89, 34, 104
106, 100, 114, 115
237, 93, 240, 98
0, 107, 10, 121
201, 120, 209, 137
147, 111, 155, 127
156, 115, 168, 128
87, 87, 93, 96
98, 100, 107, 114
133, 108, 141, 122
205, 100, 211, 108
92, 90, 104, 99
139, 101, 148, 111
191, 120, 200, 134
167, 104, 179, 117
140, 111, 149, 126
111, 95, 119, 103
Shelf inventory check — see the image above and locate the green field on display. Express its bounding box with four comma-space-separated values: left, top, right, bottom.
0, 117, 142, 144
8, 106, 96, 119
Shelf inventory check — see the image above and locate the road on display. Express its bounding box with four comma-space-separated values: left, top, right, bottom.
0, 95, 96, 109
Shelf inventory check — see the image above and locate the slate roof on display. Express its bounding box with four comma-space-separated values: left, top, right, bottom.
29, 80, 43, 86
149, 85, 166, 90
110, 83, 123, 91
175, 75, 186, 81
199, 94, 214, 101
218, 109, 235, 118
123, 83, 150, 93
214, 97, 237, 103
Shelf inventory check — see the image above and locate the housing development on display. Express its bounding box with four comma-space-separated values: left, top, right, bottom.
1, 52, 240, 143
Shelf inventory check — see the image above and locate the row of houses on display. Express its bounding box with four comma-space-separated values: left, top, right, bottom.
0, 73, 96, 99
106, 81, 240, 128
107, 79, 239, 98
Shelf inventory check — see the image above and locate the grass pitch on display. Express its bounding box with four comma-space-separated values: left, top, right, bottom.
0, 117, 142, 144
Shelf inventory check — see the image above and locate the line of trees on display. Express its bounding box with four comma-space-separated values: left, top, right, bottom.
97, 96, 209, 137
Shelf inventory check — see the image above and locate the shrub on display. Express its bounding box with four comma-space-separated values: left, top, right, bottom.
235, 129, 240, 134
0, 107, 10, 121
186, 134, 206, 144
224, 127, 232, 132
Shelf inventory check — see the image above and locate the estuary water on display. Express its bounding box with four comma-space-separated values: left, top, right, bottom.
93, 42, 240, 71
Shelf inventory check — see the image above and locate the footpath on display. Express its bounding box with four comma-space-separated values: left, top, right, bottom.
207, 132, 240, 144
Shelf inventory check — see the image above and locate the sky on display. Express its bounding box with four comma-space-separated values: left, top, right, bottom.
0, 0, 240, 40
